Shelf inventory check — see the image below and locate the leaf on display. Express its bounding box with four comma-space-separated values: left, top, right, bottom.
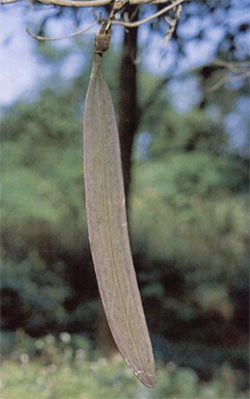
83, 53, 155, 388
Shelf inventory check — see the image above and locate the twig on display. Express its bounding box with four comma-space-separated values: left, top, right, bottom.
229, 70, 250, 81
211, 59, 250, 73
164, 3, 182, 45
113, 0, 186, 28
104, 0, 129, 32
92, 8, 105, 23
129, 0, 177, 4
0, 0, 184, 6
26, 21, 97, 40
206, 73, 227, 93
0, 0, 22, 3
206, 70, 250, 93
206, 59, 250, 92
36, 0, 111, 7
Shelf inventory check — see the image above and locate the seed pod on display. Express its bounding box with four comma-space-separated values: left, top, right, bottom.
83, 53, 155, 388
95, 22, 111, 54
95, 31, 111, 54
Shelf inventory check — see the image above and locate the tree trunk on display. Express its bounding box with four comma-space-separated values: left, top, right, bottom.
118, 18, 139, 200
96, 13, 139, 356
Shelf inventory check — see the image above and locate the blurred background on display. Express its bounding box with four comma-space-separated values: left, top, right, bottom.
1, 1, 249, 398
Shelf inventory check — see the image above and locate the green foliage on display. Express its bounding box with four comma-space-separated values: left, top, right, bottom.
145, 107, 226, 157
2, 256, 67, 331
131, 159, 247, 270
129, 82, 248, 362
1, 56, 248, 389
1, 87, 87, 245
2, 333, 247, 399
1, 85, 92, 334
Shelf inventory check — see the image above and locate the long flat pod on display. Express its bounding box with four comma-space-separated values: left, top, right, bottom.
83, 53, 155, 388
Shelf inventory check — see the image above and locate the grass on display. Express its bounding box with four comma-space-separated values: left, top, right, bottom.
1, 332, 248, 399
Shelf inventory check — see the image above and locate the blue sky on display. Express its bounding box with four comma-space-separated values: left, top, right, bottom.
1, 8, 35, 105
1, 7, 90, 105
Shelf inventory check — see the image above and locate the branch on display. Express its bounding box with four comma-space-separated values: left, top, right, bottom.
211, 59, 250, 73
206, 59, 250, 92
1, 0, 185, 6
36, 0, 111, 7
164, 2, 182, 45
129, 0, 180, 4
1, 0, 22, 3
113, 0, 187, 28
0, 0, 111, 5
26, 21, 97, 40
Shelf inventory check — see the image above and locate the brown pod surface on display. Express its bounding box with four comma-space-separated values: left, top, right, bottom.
83, 53, 155, 388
